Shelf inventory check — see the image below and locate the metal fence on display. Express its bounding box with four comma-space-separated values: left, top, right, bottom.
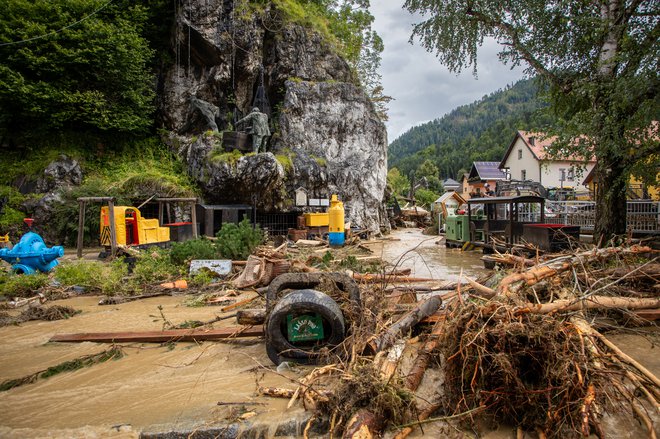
546, 201, 660, 234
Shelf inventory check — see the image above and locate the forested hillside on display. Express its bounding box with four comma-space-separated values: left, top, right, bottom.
388, 78, 555, 180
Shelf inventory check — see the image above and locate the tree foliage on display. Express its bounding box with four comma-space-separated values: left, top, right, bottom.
0, 0, 157, 142
405, 0, 659, 241
387, 167, 410, 196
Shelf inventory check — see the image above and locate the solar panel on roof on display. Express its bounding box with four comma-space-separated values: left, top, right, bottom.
474, 162, 506, 180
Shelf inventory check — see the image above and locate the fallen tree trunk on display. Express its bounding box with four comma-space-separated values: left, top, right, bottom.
405, 316, 445, 391
369, 296, 442, 353
498, 245, 653, 296
518, 296, 660, 315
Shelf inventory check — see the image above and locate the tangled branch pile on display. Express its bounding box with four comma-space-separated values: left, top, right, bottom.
262, 243, 659, 438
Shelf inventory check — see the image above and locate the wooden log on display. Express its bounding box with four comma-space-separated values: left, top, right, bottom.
405, 316, 445, 390
369, 296, 442, 353
342, 409, 383, 439
77, 196, 116, 202
236, 308, 267, 325
634, 309, 660, 321
353, 273, 437, 283
518, 296, 660, 315
76, 200, 86, 259
50, 326, 264, 343
498, 245, 654, 296
258, 387, 295, 398
220, 295, 260, 312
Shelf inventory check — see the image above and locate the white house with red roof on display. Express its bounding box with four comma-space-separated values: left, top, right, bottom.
499, 131, 596, 191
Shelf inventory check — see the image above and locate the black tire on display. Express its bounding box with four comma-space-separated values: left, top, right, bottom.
265, 289, 345, 365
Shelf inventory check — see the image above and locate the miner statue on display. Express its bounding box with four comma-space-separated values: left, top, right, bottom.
236, 107, 270, 153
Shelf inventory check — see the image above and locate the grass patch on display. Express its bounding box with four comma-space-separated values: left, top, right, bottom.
0, 271, 50, 297
211, 149, 244, 166
54, 259, 131, 295
132, 249, 181, 285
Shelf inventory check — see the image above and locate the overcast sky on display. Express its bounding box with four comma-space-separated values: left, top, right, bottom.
370, 3, 525, 143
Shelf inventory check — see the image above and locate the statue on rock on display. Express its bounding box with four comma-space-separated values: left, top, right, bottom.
236, 107, 270, 153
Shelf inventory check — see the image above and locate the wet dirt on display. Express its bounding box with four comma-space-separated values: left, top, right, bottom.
0, 295, 302, 438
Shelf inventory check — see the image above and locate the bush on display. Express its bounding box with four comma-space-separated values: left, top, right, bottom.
132, 249, 181, 285
169, 239, 219, 266
216, 219, 264, 260
54, 259, 131, 295
0, 270, 49, 297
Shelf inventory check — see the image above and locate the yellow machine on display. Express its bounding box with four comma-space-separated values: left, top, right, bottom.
100, 206, 169, 247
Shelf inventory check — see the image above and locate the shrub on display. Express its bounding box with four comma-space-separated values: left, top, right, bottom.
216, 219, 264, 260
0, 271, 50, 297
169, 239, 219, 266
132, 249, 181, 285
54, 259, 132, 295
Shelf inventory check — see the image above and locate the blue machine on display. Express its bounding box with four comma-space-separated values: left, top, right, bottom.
0, 219, 64, 274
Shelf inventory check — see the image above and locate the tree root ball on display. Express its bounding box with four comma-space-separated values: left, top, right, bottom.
440, 301, 600, 436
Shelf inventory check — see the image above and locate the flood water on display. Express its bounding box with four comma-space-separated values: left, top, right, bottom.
366, 228, 488, 281
0, 228, 657, 438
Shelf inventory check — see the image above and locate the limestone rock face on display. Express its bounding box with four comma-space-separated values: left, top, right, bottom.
280, 80, 388, 233
160, 1, 389, 233
36, 155, 83, 193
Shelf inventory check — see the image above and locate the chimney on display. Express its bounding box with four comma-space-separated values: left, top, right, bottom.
529, 136, 536, 145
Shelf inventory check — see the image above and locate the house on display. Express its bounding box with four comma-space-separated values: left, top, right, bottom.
499, 131, 595, 191
459, 173, 470, 200
467, 162, 507, 197
442, 178, 461, 192
583, 166, 660, 200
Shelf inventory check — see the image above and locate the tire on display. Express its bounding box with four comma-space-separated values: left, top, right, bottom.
265, 289, 345, 365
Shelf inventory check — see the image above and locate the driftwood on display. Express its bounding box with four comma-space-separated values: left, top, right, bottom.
220, 295, 260, 312
518, 296, 660, 315
498, 245, 653, 296
369, 296, 442, 353
342, 409, 383, 439
405, 316, 445, 391
353, 273, 437, 283
236, 308, 267, 325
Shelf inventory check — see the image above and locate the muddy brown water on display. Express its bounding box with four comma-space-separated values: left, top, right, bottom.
0, 228, 657, 438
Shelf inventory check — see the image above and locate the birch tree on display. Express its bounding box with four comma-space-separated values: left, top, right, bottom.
404, 0, 659, 243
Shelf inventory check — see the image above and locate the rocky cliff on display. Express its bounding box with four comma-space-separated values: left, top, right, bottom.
160, 0, 389, 233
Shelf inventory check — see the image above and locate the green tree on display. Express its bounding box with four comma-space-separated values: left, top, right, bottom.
404, 0, 659, 244
387, 167, 410, 196
0, 0, 156, 142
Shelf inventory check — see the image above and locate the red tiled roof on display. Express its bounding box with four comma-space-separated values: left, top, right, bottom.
500, 131, 596, 168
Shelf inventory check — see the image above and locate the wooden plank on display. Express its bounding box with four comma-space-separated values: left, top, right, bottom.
50, 326, 264, 343
154, 197, 198, 202
221, 295, 260, 312
76, 200, 86, 259
108, 200, 118, 258
634, 309, 660, 321
77, 197, 116, 202
190, 201, 198, 238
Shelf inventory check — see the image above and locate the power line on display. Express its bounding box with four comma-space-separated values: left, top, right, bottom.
0, 0, 114, 47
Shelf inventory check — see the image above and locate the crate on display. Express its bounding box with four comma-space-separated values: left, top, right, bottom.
304, 213, 329, 227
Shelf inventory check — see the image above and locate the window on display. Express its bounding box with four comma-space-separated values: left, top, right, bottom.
518, 149, 523, 160
559, 168, 566, 182
567, 167, 575, 181
521, 169, 527, 180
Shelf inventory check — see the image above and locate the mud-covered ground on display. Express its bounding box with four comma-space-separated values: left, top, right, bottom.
0, 229, 656, 438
